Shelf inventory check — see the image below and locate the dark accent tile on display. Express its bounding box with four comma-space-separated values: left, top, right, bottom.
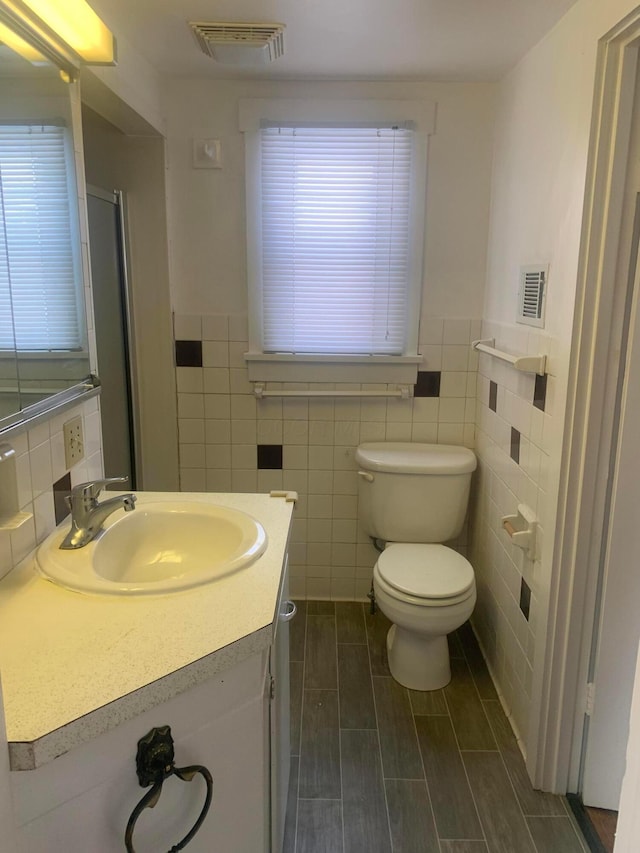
440, 842, 489, 853
489, 380, 498, 413
444, 657, 497, 750
463, 750, 537, 852
415, 715, 483, 840
409, 687, 448, 715
341, 730, 392, 853
338, 645, 377, 729
53, 472, 72, 525
385, 779, 439, 853
365, 609, 392, 676
290, 600, 307, 663
373, 676, 424, 779
283, 757, 298, 853
533, 373, 548, 411
307, 601, 335, 615
304, 616, 337, 689
458, 622, 499, 700
527, 816, 588, 853
290, 661, 303, 756
175, 339, 202, 367
299, 689, 340, 799
511, 426, 521, 464
297, 799, 343, 853
520, 578, 531, 621
257, 443, 283, 470
414, 370, 441, 398
336, 602, 366, 644
483, 700, 566, 816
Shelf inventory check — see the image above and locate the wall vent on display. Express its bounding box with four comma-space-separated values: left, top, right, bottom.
517, 265, 547, 328
189, 22, 286, 65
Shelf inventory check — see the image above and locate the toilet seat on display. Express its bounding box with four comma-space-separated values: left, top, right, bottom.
376, 543, 475, 606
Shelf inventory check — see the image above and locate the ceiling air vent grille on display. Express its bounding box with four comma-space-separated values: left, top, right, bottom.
517, 265, 547, 328
189, 22, 286, 64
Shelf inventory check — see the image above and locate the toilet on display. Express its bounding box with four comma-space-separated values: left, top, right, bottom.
355, 442, 477, 691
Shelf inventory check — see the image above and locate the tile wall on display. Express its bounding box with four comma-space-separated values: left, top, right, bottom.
470, 318, 558, 743
174, 313, 481, 600
0, 398, 104, 582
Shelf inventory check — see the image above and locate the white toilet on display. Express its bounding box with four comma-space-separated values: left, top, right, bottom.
355, 442, 477, 691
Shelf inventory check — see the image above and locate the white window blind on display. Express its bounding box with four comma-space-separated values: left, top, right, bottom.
0, 124, 82, 351
260, 125, 414, 355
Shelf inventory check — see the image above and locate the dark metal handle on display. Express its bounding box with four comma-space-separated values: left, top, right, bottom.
125, 726, 213, 853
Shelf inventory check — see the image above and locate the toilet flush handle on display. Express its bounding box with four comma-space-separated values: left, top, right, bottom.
357, 470, 375, 483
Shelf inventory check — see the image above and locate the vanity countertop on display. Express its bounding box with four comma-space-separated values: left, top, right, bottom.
0, 491, 294, 771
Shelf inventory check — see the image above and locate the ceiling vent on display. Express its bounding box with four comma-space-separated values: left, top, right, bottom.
189, 22, 286, 65
517, 265, 547, 328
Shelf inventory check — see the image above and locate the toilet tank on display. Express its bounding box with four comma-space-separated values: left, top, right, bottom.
355, 443, 477, 543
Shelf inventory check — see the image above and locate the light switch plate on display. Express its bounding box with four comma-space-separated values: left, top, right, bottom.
63, 416, 84, 468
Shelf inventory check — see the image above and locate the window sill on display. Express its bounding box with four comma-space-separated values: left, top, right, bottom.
244, 353, 422, 384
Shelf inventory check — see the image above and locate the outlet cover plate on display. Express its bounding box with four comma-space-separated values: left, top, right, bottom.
63, 416, 84, 469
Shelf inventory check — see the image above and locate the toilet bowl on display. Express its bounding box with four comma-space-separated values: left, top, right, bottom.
372, 543, 476, 690
355, 442, 478, 692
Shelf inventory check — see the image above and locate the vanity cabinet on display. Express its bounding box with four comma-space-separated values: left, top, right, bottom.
10, 566, 292, 853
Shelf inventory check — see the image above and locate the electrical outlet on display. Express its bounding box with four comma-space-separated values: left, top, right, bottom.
63, 416, 84, 469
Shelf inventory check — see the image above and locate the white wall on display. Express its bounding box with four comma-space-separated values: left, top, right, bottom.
471, 0, 640, 758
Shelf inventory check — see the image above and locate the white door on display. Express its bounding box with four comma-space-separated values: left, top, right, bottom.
581, 199, 640, 809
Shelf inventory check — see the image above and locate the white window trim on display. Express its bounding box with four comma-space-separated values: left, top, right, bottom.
239, 99, 435, 384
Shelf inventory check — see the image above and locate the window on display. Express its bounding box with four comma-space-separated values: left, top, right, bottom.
0, 123, 84, 352
241, 99, 434, 383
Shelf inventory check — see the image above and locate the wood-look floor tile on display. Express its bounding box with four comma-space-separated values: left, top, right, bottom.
307, 601, 336, 615
458, 622, 498, 700
415, 715, 483, 840
385, 779, 439, 853
449, 629, 465, 658
290, 660, 303, 756
365, 609, 392, 676
483, 700, 566, 816
338, 644, 376, 729
439, 842, 489, 853
336, 602, 367, 644
409, 687, 448, 715
341, 729, 392, 853
462, 751, 537, 852
444, 658, 497, 750
299, 690, 341, 799
283, 756, 299, 853
304, 616, 337, 689
290, 600, 307, 662
373, 677, 424, 779
297, 800, 343, 853
527, 816, 589, 853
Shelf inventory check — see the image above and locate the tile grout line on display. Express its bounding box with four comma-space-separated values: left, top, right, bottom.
363, 602, 395, 853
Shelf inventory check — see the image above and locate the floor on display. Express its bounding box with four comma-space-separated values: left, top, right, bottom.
583, 807, 617, 853
284, 601, 590, 853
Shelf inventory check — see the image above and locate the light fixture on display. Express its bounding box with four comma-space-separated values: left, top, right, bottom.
0, 0, 115, 80
0, 18, 47, 63
189, 21, 285, 66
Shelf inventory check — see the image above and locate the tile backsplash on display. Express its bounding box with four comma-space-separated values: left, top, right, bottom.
174, 312, 480, 600
0, 397, 103, 582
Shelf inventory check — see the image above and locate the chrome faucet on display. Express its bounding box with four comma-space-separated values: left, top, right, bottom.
60, 477, 137, 550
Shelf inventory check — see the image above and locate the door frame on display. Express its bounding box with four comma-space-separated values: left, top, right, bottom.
531, 10, 640, 793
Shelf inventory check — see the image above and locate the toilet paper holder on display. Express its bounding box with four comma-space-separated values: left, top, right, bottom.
501, 504, 537, 559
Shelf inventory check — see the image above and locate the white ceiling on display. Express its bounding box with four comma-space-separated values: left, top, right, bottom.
89, 0, 580, 81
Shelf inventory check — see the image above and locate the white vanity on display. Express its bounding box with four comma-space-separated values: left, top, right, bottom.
0, 491, 295, 852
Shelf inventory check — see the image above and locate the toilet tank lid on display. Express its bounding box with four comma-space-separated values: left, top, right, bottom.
355, 442, 477, 475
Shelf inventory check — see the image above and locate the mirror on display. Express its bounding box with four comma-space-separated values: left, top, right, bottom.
0, 39, 92, 430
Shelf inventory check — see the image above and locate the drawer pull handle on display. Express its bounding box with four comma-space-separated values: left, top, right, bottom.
125, 725, 213, 852
281, 600, 297, 622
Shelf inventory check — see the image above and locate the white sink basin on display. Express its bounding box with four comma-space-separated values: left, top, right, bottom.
36, 499, 268, 595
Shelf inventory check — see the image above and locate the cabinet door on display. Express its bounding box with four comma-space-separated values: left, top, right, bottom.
270, 555, 293, 853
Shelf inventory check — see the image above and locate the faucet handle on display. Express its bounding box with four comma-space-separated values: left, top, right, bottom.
70, 477, 129, 502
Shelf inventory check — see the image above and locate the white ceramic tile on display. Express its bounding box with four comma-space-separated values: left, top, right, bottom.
202, 341, 229, 368
174, 314, 202, 340
204, 469, 231, 491
202, 314, 229, 341
230, 395, 256, 420
284, 420, 309, 445
440, 372, 468, 398
29, 441, 53, 499
206, 444, 232, 469
179, 419, 206, 444
443, 318, 471, 345
442, 345, 470, 371
230, 368, 252, 395
257, 470, 283, 492
33, 491, 55, 544
305, 577, 331, 599
204, 395, 231, 420
231, 444, 257, 469
232, 469, 257, 492
386, 422, 412, 441
203, 368, 230, 395
231, 420, 257, 445
308, 421, 335, 445
176, 367, 204, 394
359, 422, 386, 441
179, 444, 205, 468
0, 533, 12, 581
283, 446, 308, 470
177, 393, 205, 419
308, 446, 334, 470
228, 314, 248, 341
256, 398, 283, 420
